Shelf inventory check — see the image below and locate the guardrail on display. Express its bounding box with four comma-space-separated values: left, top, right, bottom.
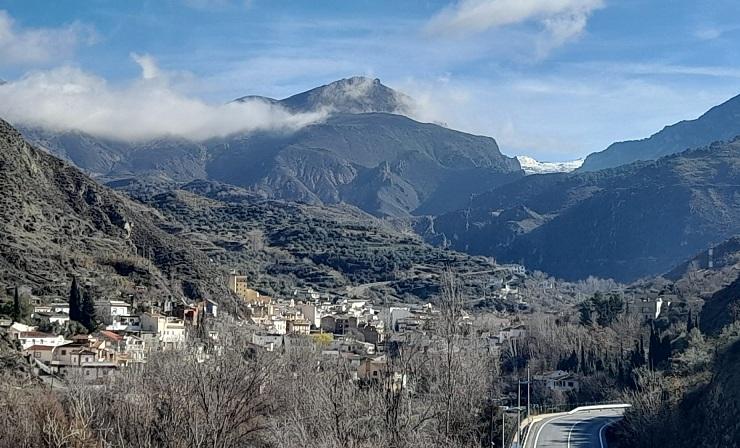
568, 403, 632, 414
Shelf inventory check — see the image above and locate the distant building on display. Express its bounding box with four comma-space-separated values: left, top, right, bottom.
228, 271, 262, 301
33, 303, 70, 317
534, 370, 580, 393
629, 297, 669, 321
95, 299, 131, 324
34, 311, 70, 325
17, 331, 67, 350
140, 313, 186, 350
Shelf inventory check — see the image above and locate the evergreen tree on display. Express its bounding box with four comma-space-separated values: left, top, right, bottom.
79, 291, 97, 332
580, 344, 590, 374
630, 340, 645, 368
579, 301, 593, 326
649, 324, 659, 369
660, 335, 672, 367
69, 277, 82, 323
687, 309, 694, 332
11, 287, 21, 323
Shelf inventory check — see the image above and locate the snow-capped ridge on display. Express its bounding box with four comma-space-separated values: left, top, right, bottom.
516, 155, 584, 174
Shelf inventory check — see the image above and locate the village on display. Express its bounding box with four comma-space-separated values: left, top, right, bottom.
1, 265, 672, 400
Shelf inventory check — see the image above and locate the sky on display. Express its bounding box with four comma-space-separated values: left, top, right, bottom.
2, 0, 740, 160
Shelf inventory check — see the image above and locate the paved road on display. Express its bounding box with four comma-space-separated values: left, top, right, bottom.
524, 409, 624, 448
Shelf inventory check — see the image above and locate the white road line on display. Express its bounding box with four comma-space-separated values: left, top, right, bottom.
531, 415, 567, 448
599, 419, 619, 448
529, 412, 622, 448
567, 418, 583, 448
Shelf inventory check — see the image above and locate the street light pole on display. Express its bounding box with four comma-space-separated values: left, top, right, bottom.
502, 410, 505, 448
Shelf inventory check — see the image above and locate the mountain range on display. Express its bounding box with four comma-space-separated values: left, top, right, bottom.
9, 75, 740, 282
19, 77, 522, 218
580, 93, 740, 171
0, 117, 515, 306
427, 140, 740, 282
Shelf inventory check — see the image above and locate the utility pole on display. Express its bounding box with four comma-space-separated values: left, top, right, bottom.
527, 367, 531, 420
517, 379, 521, 444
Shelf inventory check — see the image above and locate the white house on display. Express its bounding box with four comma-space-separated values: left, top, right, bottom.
534, 370, 580, 393
140, 313, 186, 350
96, 299, 131, 324
105, 315, 141, 333
17, 331, 67, 349
34, 312, 70, 325
269, 316, 287, 335
33, 303, 70, 317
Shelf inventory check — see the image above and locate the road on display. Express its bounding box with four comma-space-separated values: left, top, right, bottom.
524, 409, 624, 448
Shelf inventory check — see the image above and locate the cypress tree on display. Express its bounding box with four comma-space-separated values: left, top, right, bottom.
69, 277, 82, 323
11, 287, 21, 323
79, 291, 97, 332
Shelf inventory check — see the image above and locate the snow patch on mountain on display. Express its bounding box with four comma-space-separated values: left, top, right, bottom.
516, 155, 583, 175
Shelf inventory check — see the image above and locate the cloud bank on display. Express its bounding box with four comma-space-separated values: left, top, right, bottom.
427, 0, 604, 53
0, 10, 96, 67
0, 54, 326, 142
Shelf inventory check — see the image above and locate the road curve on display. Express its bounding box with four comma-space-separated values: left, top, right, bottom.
524, 409, 624, 448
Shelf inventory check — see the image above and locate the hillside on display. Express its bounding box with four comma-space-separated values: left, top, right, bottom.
117, 179, 517, 305
0, 119, 233, 303
19, 77, 522, 218
581, 93, 740, 171
428, 140, 740, 281
666, 235, 740, 280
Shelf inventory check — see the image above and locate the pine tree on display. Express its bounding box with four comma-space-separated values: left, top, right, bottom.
11, 287, 21, 323
687, 309, 694, 332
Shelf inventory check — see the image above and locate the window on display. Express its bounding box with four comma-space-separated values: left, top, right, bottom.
34, 352, 41, 358
61, 350, 67, 355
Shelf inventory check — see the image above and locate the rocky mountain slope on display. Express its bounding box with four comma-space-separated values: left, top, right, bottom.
116, 178, 517, 306
428, 140, 740, 282
19, 77, 522, 218
0, 119, 233, 303
581, 93, 740, 171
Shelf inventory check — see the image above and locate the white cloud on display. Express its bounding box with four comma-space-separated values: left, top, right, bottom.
130, 53, 161, 80
0, 10, 96, 67
0, 55, 326, 141
396, 73, 737, 161
426, 0, 604, 53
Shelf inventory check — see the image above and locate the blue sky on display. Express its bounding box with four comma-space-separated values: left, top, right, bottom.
2, 0, 740, 160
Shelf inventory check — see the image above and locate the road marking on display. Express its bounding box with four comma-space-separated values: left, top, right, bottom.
531, 415, 567, 448
599, 419, 619, 448
530, 412, 621, 448
567, 418, 583, 448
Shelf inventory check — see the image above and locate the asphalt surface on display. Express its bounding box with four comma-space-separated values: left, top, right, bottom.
524, 409, 624, 448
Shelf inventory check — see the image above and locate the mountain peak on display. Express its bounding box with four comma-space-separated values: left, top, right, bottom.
234, 76, 412, 115
279, 76, 412, 115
